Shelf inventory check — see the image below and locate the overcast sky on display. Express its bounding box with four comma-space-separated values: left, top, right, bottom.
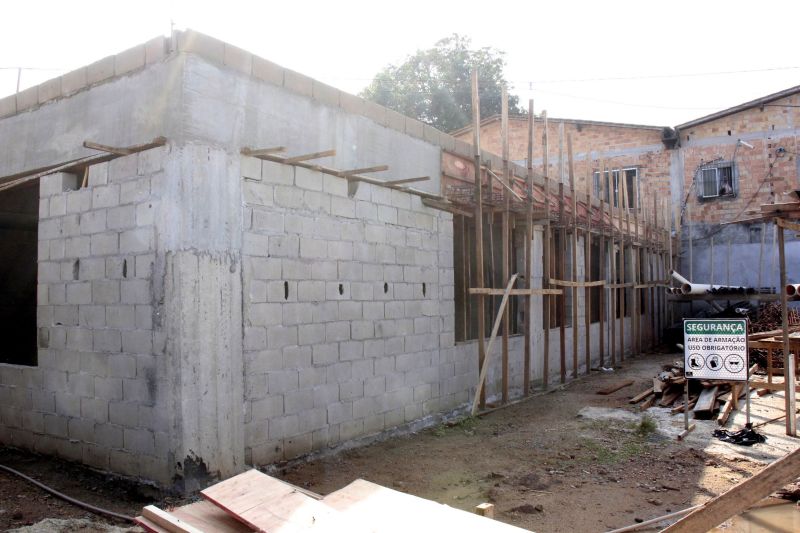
1, 0, 798, 127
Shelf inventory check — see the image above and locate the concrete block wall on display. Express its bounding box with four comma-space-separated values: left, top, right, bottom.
240, 157, 466, 464
0, 149, 171, 484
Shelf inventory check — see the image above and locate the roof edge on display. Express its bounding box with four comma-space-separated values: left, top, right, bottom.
675, 84, 800, 130
450, 114, 665, 137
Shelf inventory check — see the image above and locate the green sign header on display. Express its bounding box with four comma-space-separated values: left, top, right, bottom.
684, 320, 746, 336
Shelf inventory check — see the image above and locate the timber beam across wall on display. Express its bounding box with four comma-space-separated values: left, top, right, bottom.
242, 147, 440, 201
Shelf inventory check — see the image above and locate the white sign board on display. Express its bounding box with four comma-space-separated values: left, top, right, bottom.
683, 319, 748, 381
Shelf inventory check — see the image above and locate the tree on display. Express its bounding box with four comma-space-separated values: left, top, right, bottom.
360, 35, 523, 133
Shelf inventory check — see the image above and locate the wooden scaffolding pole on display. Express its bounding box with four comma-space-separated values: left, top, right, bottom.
609, 165, 617, 367
558, 123, 566, 383
568, 135, 579, 377
585, 156, 593, 373
500, 87, 510, 403
598, 160, 606, 367
635, 177, 642, 354
542, 111, 551, 389
524, 99, 535, 395
777, 218, 798, 436
470, 71, 486, 409
617, 169, 626, 363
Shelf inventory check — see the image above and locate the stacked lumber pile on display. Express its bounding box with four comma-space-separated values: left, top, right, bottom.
629, 361, 749, 425
135, 469, 529, 533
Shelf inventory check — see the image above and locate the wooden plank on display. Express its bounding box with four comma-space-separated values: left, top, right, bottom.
202, 469, 348, 532
778, 221, 798, 436
323, 479, 529, 533
629, 387, 654, 403
659, 387, 683, 407
486, 168, 524, 201
474, 503, 495, 518
134, 516, 169, 533
0, 136, 168, 193
585, 156, 593, 379
284, 149, 336, 164
83, 140, 136, 155
420, 197, 473, 218
776, 216, 800, 232
382, 176, 429, 186
142, 506, 205, 533
240, 146, 286, 157
471, 274, 518, 416
662, 447, 800, 532
693, 385, 720, 414
598, 159, 606, 368
597, 379, 634, 395
469, 287, 562, 296
337, 165, 389, 177
171, 501, 253, 533
549, 278, 606, 288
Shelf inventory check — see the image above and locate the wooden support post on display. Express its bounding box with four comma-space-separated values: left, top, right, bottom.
598, 160, 606, 367
542, 111, 551, 389
524, 99, 535, 395
585, 155, 593, 374
471, 71, 487, 409
472, 275, 519, 416
500, 87, 510, 404
617, 170, 626, 363
609, 165, 617, 367
568, 135, 579, 378
777, 219, 797, 436
558, 122, 566, 383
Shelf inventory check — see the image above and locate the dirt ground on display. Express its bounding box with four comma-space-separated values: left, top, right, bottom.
0, 350, 795, 532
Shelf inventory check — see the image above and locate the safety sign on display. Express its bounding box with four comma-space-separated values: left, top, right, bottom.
683, 319, 748, 381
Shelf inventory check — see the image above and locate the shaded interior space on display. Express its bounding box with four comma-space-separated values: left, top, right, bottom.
0, 181, 39, 365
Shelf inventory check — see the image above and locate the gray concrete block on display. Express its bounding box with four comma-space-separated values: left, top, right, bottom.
223, 44, 252, 75
123, 427, 154, 455
282, 303, 313, 326
120, 280, 150, 304
268, 414, 299, 441
92, 184, 120, 209
121, 330, 153, 353
81, 397, 108, 423
295, 167, 324, 191
94, 329, 122, 353
252, 56, 284, 86
95, 377, 123, 401
283, 69, 313, 97
177, 30, 225, 64
92, 280, 120, 304
41, 173, 79, 196
144, 36, 166, 64
114, 45, 146, 76
38, 78, 61, 104
297, 281, 325, 302
266, 326, 297, 349
87, 55, 115, 85
66, 282, 92, 304
269, 234, 300, 258
68, 417, 94, 442
15, 86, 38, 112
0, 94, 16, 118
79, 305, 105, 328
248, 303, 281, 327
312, 343, 338, 366
55, 392, 81, 418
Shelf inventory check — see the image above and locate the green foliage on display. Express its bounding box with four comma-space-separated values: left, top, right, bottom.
635, 415, 657, 437
360, 34, 523, 132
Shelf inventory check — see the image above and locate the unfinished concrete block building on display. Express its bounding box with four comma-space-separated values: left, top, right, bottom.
0, 30, 665, 490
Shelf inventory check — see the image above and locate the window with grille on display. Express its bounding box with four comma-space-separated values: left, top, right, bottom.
696, 162, 736, 200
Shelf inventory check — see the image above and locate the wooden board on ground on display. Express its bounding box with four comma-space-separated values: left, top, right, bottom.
597, 380, 635, 395
693, 386, 720, 417
201, 469, 355, 532
322, 478, 529, 533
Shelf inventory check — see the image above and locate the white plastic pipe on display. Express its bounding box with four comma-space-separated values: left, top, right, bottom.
670, 270, 690, 285
680, 283, 718, 295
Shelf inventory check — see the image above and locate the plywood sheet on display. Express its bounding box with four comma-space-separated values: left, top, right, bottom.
201, 469, 358, 532
322, 479, 530, 533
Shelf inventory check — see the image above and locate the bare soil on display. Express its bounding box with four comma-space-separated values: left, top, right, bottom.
0, 351, 778, 532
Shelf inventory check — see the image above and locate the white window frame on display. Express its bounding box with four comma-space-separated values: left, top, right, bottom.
696, 162, 736, 200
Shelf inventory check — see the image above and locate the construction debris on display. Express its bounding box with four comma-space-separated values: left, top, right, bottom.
135, 469, 529, 533
628, 360, 752, 422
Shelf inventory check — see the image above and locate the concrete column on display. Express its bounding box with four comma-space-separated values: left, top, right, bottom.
155, 143, 245, 491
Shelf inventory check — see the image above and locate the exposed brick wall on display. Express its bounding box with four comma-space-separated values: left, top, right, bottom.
239, 157, 470, 465
453, 118, 672, 202
0, 148, 170, 484
680, 94, 799, 225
